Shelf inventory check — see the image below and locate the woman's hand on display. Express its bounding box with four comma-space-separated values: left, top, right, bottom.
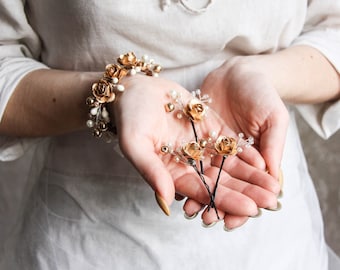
201, 56, 290, 180
113, 74, 280, 227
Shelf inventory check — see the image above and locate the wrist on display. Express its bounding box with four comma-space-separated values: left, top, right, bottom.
85, 52, 162, 142
225, 55, 288, 101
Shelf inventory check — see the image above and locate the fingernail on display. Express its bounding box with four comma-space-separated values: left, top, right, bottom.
278, 169, 284, 198
223, 225, 235, 232
155, 192, 170, 216
184, 212, 198, 220
202, 221, 217, 228
278, 168, 284, 188
265, 201, 282, 211
250, 208, 262, 218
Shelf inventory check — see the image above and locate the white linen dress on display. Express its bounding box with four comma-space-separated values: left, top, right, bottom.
0, 0, 340, 269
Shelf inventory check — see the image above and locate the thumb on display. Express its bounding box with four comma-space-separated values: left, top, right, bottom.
260, 118, 288, 184
122, 139, 175, 216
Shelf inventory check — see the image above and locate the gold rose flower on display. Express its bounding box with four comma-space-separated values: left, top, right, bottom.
214, 136, 238, 156
181, 141, 204, 160
92, 79, 116, 103
183, 98, 206, 122
104, 64, 128, 80
117, 52, 138, 68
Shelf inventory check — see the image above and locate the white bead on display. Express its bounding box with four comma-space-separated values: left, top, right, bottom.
142, 55, 149, 61
135, 66, 141, 72
130, 69, 137, 76
176, 112, 183, 119
209, 130, 217, 139
86, 119, 94, 128
112, 77, 119, 84
170, 89, 178, 99
117, 84, 125, 92
90, 107, 99, 116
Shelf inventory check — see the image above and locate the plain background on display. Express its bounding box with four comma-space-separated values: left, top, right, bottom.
296, 114, 340, 256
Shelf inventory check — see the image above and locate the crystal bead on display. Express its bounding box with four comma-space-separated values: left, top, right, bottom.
101, 108, 109, 118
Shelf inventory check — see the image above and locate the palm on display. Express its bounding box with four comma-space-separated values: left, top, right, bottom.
113, 75, 280, 225
201, 61, 289, 180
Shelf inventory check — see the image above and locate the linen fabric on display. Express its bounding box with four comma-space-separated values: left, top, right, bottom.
1, 1, 340, 269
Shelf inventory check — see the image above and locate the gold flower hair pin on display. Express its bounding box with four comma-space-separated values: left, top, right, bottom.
165, 89, 211, 173
162, 89, 254, 219
161, 140, 219, 218
210, 133, 254, 200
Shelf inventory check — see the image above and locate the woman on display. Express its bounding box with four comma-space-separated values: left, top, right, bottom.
0, 0, 339, 269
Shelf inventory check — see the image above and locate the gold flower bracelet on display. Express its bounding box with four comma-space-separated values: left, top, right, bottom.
86, 52, 162, 141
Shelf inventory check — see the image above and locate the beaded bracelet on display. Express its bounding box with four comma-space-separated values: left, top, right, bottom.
86, 52, 162, 142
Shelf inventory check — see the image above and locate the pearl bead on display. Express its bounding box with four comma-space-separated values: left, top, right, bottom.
130, 69, 137, 76
209, 130, 217, 139
86, 120, 94, 128
170, 89, 178, 99
117, 84, 125, 92
90, 107, 99, 116
112, 77, 119, 84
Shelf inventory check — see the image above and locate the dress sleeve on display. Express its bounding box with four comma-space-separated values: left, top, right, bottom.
292, 0, 340, 139
0, 0, 49, 161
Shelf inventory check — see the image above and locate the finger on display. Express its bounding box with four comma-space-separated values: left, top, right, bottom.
204, 166, 279, 209
183, 198, 203, 219
201, 206, 225, 227
211, 155, 281, 195
121, 138, 176, 215
260, 108, 289, 179
175, 172, 259, 217
224, 215, 249, 231
237, 145, 267, 170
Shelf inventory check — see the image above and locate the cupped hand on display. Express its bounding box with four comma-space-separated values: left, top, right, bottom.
201, 56, 289, 180
113, 74, 280, 226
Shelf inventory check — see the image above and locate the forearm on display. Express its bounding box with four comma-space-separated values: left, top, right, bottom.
0, 69, 101, 137
238, 45, 340, 104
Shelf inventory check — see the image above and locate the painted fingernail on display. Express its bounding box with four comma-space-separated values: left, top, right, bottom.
202, 221, 217, 228
278, 168, 284, 188
184, 212, 198, 220
265, 201, 282, 211
155, 192, 170, 216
